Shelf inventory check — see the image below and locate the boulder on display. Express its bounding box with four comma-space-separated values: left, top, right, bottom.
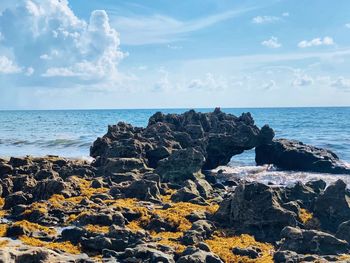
279, 226, 349, 255
314, 179, 350, 232
285, 182, 317, 209
171, 180, 201, 202
109, 243, 175, 263
4, 191, 32, 209
156, 148, 205, 183
0, 163, 13, 176
181, 220, 215, 245
306, 179, 327, 194
336, 220, 350, 244
103, 158, 150, 175
177, 247, 223, 263
123, 179, 162, 202
256, 139, 350, 174
214, 182, 297, 242
9, 157, 32, 167
78, 212, 125, 227
31, 179, 69, 200
232, 247, 261, 259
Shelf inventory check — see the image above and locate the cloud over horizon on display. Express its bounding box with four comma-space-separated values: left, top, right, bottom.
0, 0, 125, 88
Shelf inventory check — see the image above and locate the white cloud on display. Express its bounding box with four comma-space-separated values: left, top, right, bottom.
261, 80, 277, 90
25, 67, 35, 76
345, 23, 350, 29
111, 7, 254, 45
252, 15, 280, 24
292, 74, 314, 86
261, 37, 281, 48
298, 37, 335, 48
187, 73, 228, 91
0, 0, 125, 87
282, 12, 289, 17
331, 77, 350, 91
0, 56, 22, 74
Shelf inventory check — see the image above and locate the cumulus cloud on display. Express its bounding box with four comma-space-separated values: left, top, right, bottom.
252, 16, 280, 24
0, 0, 125, 87
298, 37, 335, 48
261, 37, 281, 48
292, 74, 314, 86
0, 56, 22, 74
331, 77, 350, 91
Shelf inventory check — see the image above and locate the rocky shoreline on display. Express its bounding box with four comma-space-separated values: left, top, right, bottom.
0, 109, 350, 263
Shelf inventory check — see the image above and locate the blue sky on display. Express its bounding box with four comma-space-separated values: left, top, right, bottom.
0, 0, 350, 109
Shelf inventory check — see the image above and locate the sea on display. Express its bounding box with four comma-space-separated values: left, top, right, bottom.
1, 107, 349, 185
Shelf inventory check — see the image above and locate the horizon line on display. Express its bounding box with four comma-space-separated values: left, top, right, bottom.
0, 105, 350, 112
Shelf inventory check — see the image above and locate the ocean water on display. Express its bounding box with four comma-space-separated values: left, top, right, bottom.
0, 107, 349, 184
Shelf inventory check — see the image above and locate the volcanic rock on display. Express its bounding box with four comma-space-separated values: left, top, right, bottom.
256, 139, 350, 174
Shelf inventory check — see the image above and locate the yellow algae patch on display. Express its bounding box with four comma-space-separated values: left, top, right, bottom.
70, 176, 108, 198
339, 254, 350, 261
48, 177, 108, 209
299, 208, 313, 224
20, 236, 81, 254
48, 194, 66, 208
127, 221, 144, 232
13, 220, 56, 236
107, 198, 152, 226
0, 198, 4, 208
151, 231, 185, 253
206, 232, 274, 263
23, 202, 48, 215
0, 224, 7, 237
160, 189, 177, 203
0, 239, 9, 248
153, 202, 219, 232
84, 224, 109, 234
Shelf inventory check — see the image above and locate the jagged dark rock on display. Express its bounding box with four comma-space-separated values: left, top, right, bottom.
91, 109, 274, 178
214, 182, 297, 242
279, 226, 350, 255
256, 139, 350, 174
314, 179, 350, 232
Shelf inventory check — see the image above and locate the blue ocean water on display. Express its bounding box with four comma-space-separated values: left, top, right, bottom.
0, 107, 349, 164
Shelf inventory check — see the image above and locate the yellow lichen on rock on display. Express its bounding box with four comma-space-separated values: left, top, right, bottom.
70, 176, 108, 198
14, 220, 57, 236
205, 232, 274, 263
160, 189, 177, 203
23, 202, 48, 215
0, 224, 7, 237
0, 198, 4, 208
151, 231, 186, 253
107, 198, 152, 227
84, 224, 109, 234
299, 208, 313, 224
19, 236, 81, 254
153, 202, 219, 232
127, 220, 144, 232
0, 239, 9, 248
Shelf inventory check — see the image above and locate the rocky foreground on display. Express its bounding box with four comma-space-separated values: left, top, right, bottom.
0, 109, 350, 263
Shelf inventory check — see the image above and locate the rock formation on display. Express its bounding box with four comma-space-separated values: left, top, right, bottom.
256, 139, 350, 174
1, 109, 350, 262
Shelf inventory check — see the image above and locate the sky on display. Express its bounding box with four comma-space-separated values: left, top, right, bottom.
0, 0, 350, 109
